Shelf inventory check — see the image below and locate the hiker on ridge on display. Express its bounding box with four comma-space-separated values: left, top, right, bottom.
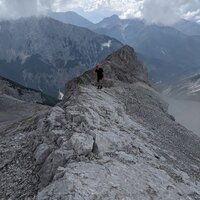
95, 64, 104, 89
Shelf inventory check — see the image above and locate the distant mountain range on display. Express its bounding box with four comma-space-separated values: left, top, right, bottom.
49, 11, 200, 37
0, 17, 122, 96
48, 11, 95, 29
94, 15, 200, 83
49, 12, 200, 83
1, 12, 200, 96
173, 19, 200, 36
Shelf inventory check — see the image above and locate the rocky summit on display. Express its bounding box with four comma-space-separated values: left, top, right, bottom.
0, 46, 200, 200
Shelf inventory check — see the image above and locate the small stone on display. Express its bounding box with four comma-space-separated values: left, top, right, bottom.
68, 133, 94, 156
34, 143, 51, 165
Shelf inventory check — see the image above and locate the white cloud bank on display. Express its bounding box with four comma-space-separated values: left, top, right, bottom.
0, 0, 200, 24
142, 0, 200, 25
0, 0, 40, 19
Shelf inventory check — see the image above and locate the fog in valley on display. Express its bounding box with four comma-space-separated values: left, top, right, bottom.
166, 97, 200, 137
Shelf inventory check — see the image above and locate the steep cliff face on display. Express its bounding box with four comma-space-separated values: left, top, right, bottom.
0, 46, 199, 200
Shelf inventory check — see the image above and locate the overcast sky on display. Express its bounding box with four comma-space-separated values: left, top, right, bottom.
0, 0, 200, 24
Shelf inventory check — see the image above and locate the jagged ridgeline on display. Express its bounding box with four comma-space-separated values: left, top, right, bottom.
0, 46, 200, 200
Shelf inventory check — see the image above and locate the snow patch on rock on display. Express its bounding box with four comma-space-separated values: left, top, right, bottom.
101, 40, 112, 50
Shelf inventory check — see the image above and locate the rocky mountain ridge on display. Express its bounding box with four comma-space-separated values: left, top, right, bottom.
0, 46, 199, 200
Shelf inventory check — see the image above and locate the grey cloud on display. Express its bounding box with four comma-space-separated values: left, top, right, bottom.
0, 0, 79, 20
181, 0, 200, 22
0, 0, 199, 24
39, 0, 74, 11
0, 0, 40, 20
142, 0, 200, 25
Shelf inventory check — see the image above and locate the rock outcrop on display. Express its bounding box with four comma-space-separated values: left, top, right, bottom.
0, 46, 200, 200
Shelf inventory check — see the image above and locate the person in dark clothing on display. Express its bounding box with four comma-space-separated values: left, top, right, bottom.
95, 64, 104, 89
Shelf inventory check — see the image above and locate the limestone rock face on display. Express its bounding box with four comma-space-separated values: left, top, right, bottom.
0, 46, 200, 200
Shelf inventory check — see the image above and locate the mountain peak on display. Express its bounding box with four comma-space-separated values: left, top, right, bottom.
97, 14, 120, 27
109, 14, 120, 19
65, 45, 147, 87
48, 11, 95, 29
101, 45, 148, 84
63, 45, 148, 102
106, 45, 136, 61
